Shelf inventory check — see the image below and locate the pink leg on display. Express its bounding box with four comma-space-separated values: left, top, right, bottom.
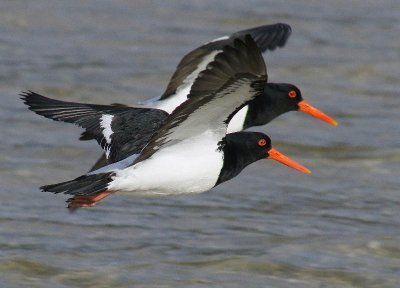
67, 191, 113, 210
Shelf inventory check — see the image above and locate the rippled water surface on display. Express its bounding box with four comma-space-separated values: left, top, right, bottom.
1, 1, 400, 287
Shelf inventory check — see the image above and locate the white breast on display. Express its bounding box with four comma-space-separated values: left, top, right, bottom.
109, 131, 224, 195
227, 105, 248, 133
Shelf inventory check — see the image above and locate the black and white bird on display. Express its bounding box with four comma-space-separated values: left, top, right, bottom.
21, 83, 336, 169
22, 24, 336, 170
141, 23, 292, 116
139, 23, 336, 132
36, 36, 310, 209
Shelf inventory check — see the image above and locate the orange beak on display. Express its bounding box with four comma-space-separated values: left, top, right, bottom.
267, 147, 311, 174
298, 100, 338, 126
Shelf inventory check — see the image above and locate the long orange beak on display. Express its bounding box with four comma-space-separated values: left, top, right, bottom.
268, 147, 311, 174
298, 100, 337, 126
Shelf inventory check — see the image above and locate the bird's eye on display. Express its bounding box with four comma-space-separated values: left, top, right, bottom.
288, 90, 297, 98
258, 138, 267, 147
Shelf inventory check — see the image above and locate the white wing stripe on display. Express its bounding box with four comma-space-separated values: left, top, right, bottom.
207, 35, 229, 43
100, 114, 114, 158
152, 50, 221, 114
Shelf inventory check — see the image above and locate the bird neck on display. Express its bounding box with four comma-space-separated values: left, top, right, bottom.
243, 84, 286, 129
215, 135, 261, 186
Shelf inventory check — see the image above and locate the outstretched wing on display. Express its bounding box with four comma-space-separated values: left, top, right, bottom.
134, 35, 267, 164
158, 23, 290, 101
229, 23, 291, 51
21, 91, 168, 161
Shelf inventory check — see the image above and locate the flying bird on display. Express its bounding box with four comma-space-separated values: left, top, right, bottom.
36, 36, 311, 209
22, 23, 336, 170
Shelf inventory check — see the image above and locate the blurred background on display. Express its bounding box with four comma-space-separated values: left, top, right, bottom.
1, 0, 399, 287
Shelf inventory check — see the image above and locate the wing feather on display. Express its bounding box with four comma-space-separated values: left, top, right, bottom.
21, 91, 168, 161
134, 35, 267, 164
159, 23, 290, 100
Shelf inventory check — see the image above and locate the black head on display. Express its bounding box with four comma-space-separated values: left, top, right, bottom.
243, 82, 337, 129
216, 132, 310, 186
267, 83, 337, 126
243, 83, 303, 128
225, 132, 272, 161
264, 83, 304, 111
216, 132, 272, 185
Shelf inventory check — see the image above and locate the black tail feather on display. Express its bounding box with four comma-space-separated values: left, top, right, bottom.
41, 172, 115, 196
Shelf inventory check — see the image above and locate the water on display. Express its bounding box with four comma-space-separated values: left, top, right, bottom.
1, 0, 400, 287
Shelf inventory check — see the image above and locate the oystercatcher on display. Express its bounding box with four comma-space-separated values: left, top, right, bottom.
38, 36, 310, 209
141, 23, 293, 115
138, 22, 336, 131
21, 28, 336, 169
22, 23, 336, 170
21, 82, 336, 167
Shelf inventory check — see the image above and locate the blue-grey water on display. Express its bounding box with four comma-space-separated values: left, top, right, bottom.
1, 1, 400, 287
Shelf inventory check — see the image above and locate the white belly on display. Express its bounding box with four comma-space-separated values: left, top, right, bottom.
109, 133, 223, 195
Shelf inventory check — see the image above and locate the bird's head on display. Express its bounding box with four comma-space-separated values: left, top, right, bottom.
263, 83, 337, 126
227, 132, 311, 174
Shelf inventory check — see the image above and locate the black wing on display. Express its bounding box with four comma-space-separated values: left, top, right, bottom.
159, 23, 290, 100
21, 91, 168, 161
230, 23, 291, 52
134, 35, 267, 164
79, 102, 130, 141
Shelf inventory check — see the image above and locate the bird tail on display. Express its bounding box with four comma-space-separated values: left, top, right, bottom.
41, 172, 116, 210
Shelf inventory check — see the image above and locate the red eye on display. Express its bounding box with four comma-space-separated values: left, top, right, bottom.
258, 139, 267, 146
288, 90, 297, 98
